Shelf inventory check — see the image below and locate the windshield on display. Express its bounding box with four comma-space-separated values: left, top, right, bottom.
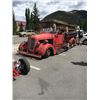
27, 30, 31, 32
26, 30, 33, 32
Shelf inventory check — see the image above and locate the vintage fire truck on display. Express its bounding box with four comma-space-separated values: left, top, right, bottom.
17, 32, 77, 58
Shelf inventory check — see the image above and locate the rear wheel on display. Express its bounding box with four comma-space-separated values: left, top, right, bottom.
69, 38, 75, 48
18, 58, 30, 75
69, 42, 74, 48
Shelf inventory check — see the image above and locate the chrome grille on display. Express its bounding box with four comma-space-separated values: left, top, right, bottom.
27, 38, 35, 51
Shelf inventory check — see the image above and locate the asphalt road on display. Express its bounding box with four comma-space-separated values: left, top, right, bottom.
13, 36, 87, 100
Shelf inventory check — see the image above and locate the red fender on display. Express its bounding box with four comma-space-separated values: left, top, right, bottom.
69, 37, 76, 45
19, 42, 27, 51
35, 43, 56, 56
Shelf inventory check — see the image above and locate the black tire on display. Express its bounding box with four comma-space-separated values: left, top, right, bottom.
19, 34, 22, 37
73, 39, 77, 46
44, 49, 51, 58
18, 58, 30, 75
83, 39, 87, 45
23, 34, 26, 37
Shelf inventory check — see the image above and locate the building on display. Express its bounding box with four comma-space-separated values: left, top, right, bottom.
40, 19, 77, 32
15, 19, 77, 33
16, 21, 26, 32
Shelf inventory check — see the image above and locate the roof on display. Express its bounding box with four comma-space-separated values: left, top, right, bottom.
41, 19, 68, 25
41, 19, 76, 27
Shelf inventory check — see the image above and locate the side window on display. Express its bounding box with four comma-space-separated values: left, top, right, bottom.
39, 39, 53, 44
27, 31, 31, 32
48, 39, 53, 44
39, 40, 44, 43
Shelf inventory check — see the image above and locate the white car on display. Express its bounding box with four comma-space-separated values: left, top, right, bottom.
76, 30, 87, 45
19, 30, 35, 37
80, 32, 87, 45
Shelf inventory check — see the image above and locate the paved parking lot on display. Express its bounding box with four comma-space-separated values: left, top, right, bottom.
13, 36, 87, 100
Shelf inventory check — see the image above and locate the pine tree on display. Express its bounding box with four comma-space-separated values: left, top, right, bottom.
31, 3, 40, 31
29, 12, 33, 30
25, 3, 40, 31
13, 11, 17, 35
25, 8, 30, 30
25, 8, 27, 30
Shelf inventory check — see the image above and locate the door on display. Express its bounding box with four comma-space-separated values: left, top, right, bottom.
53, 34, 64, 49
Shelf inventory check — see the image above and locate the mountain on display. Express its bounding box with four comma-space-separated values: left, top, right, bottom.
42, 10, 87, 31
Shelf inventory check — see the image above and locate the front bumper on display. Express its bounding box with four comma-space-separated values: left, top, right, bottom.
17, 50, 42, 58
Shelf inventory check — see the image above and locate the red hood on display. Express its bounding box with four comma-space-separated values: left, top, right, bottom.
30, 32, 54, 40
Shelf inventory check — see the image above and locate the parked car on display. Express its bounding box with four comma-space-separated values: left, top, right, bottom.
77, 30, 87, 45
82, 32, 87, 45
17, 31, 77, 59
19, 30, 35, 37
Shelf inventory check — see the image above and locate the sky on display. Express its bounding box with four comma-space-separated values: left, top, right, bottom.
13, 0, 87, 21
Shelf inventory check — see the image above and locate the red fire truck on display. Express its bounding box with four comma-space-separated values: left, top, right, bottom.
17, 32, 76, 59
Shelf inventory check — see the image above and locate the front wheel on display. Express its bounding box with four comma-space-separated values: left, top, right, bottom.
44, 49, 51, 58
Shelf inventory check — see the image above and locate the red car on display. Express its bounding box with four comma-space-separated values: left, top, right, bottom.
17, 32, 76, 58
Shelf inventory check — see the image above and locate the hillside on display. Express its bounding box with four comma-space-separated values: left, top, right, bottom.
42, 10, 87, 31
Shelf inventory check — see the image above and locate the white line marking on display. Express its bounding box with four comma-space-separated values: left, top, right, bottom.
30, 66, 41, 70
59, 53, 66, 56
13, 59, 41, 71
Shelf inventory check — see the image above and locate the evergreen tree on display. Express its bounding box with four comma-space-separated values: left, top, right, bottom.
25, 8, 30, 30
25, 8, 27, 30
29, 12, 33, 30
13, 11, 17, 35
25, 3, 40, 31
31, 3, 40, 31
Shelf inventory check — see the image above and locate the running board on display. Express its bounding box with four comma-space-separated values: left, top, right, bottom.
17, 51, 42, 59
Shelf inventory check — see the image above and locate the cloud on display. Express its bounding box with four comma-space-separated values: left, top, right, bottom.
13, 1, 23, 7
16, 16, 25, 21
13, 0, 86, 21
69, 1, 86, 9
40, 10, 48, 16
13, 0, 34, 7
46, 1, 60, 5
